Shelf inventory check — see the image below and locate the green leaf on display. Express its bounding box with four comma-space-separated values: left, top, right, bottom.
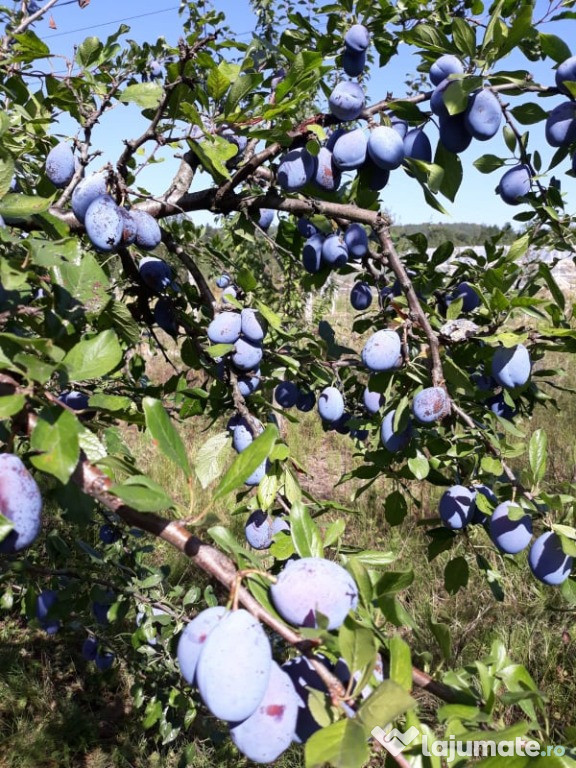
206, 64, 232, 101
109, 475, 173, 512
119, 83, 163, 109
503, 124, 517, 153
435, 142, 463, 201
389, 635, 413, 692
408, 452, 429, 480
540, 32, 572, 63
188, 135, 237, 182
76, 36, 103, 68
444, 556, 469, 595
30, 407, 80, 484
63, 330, 122, 380
0, 151, 15, 199
224, 73, 262, 113
213, 424, 278, 499
452, 16, 476, 57
528, 428, 547, 485
195, 432, 230, 489
305, 718, 368, 768
0, 194, 51, 218
290, 501, 323, 558
0, 512, 14, 545
429, 618, 452, 660
474, 154, 506, 173
143, 396, 192, 478
357, 679, 415, 732
339, 617, 377, 676
0, 394, 26, 418
509, 102, 548, 125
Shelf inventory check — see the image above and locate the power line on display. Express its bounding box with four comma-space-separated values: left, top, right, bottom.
44, 5, 181, 39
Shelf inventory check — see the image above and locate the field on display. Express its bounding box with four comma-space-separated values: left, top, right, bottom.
1, 280, 575, 768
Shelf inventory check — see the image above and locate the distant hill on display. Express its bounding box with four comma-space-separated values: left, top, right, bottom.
391, 221, 517, 248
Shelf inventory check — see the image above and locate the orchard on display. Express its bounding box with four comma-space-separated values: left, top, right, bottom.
2, 0, 576, 766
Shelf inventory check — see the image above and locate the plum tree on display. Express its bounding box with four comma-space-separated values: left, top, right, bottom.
0, 454, 42, 554
195, 609, 272, 721
45, 142, 75, 188
230, 661, 300, 764
361, 329, 401, 371
270, 557, 358, 630
177, 606, 227, 684
528, 532, 573, 586
491, 344, 531, 388
439, 485, 475, 529
489, 501, 533, 554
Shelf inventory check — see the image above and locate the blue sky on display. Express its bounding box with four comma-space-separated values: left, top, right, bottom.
28, 0, 576, 228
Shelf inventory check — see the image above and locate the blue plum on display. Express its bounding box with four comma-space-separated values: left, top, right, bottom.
342, 47, 366, 77
245, 459, 269, 487
59, 390, 89, 410
430, 54, 464, 86
439, 113, 472, 153
488, 393, 518, 420
430, 79, 452, 118
465, 89, 502, 140
45, 142, 75, 188
36, 590, 60, 634
241, 308, 267, 342
555, 55, 576, 95
328, 81, 365, 121
470, 484, 497, 527
448, 281, 480, 312
496, 164, 531, 205
439, 485, 475, 530
271, 516, 290, 535
177, 606, 227, 684
363, 386, 383, 414
361, 329, 401, 372
222, 285, 238, 304
403, 129, 432, 162
238, 371, 261, 397
149, 59, 162, 79
257, 209, 274, 230
380, 409, 413, 452
314, 147, 341, 192
154, 297, 179, 336
245, 510, 273, 549
344, 24, 370, 52
545, 101, 576, 147
131, 209, 162, 250
232, 338, 263, 371
302, 233, 324, 273
412, 386, 450, 423
82, 636, 99, 661
491, 344, 531, 388
99, 523, 120, 544
321, 234, 348, 267
85, 195, 123, 253
216, 273, 231, 289
230, 661, 299, 764
361, 156, 390, 190
390, 116, 409, 138
139, 256, 174, 292
95, 650, 115, 671
275, 380, 299, 408
350, 282, 373, 310
489, 500, 532, 554
332, 128, 368, 170
528, 532, 573, 586
196, 608, 272, 721
270, 557, 358, 630
367, 126, 404, 170
296, 389, 316, 412
0, 453, 42, 554
228, 416, 263, 453
317, 387, 345, 422
344, 223, 369, 258
277, 148, 316, 192
297, 217, 318, 238
118, 207, 137, 245
207, 311, 241, 344
71, 171, 108, 222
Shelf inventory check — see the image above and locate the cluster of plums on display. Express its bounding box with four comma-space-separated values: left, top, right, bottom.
44, 145, 162, 253
176, 557, 358, 762
439, 485, 573, 586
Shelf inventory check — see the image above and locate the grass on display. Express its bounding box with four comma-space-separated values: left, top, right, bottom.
1, 306, 576, 766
